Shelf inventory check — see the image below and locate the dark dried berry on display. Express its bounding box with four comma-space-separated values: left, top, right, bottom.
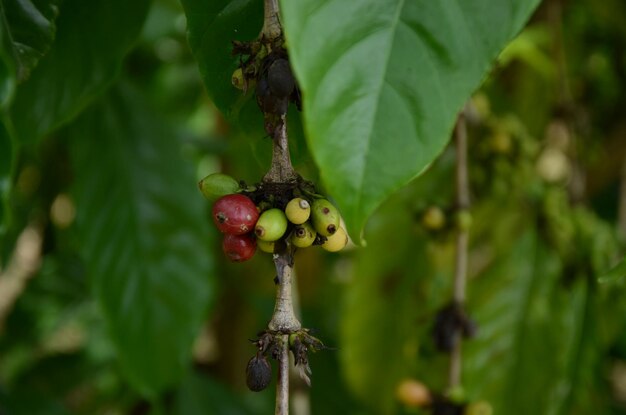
246, 354, 272, 392
431, 397, 465, 415
267, 58, 295, 98
256, 76, 289, 116
433, 303, 477, 352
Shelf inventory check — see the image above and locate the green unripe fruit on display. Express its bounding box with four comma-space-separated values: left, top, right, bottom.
322, 227, 348, 252
422, 206, 446, 230
285, 198, 311, 224
291, 222, 316, 248
311, 199, 340, 237
456, 210, 473, 231
255, 208, 288, 241
198, 173, 239, 201
232, 67, 245, 90
464, 401, 493, 415
257, 239, 275, 254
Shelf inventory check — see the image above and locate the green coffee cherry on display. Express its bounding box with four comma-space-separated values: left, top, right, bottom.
232, 67, 245, 90
322, 227, 348, 252
456, 210, 473, 231
257, 239, 275, 254
198, 173, 240, 201
311, 199, 340, 237
464, 401, 493, 415
422, 206, 446, 230
285, 198, 310, 224
255, 208, 288, 241
291, 222, 316, 248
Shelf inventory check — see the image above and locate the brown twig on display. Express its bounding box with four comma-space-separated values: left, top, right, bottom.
449, 111, 470, 389
0, 223, 44, 333
263, 117, 298, 184
261, 0, 282, 40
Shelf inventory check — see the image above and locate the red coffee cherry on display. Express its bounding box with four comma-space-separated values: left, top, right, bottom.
212, 194, 259, 235
222, 233, 257, 262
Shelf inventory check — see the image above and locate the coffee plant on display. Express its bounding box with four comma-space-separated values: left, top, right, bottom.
1, 0, 626, 414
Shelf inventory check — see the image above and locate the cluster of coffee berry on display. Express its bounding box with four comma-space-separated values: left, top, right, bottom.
198, 173, 349, 262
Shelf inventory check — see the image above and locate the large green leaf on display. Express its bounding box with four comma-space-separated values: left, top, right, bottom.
9, 0, 150, 142
68, 84, 215, 397
0, 0, 58, 83
280, 0, 541, 239
464, 233, 586, 414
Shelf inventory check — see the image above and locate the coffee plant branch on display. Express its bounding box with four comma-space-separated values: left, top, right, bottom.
449, 110, 470, 389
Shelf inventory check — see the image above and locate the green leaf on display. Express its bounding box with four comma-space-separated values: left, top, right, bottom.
0, 0, 59, 82
598, 255, 626, 284
464, 233, 587, 414
0, 117, 13, 235
180, 0, 262, 115
9, 0, 150, 142
280, 0, 541, 239
68, 83, 215, 397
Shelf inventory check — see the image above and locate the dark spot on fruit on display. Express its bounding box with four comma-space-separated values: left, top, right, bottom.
322, 207, 330, 214
217, 212, 227, 223
295, 227, 306, 237
327, 224, 336, 235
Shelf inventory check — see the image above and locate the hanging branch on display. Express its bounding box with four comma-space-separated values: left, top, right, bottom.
448, 111, 470, 389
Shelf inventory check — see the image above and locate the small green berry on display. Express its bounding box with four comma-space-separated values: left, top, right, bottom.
422, 206, 446, 230
198, 173, 239, 201
456, 210, 473, 231
232, 67, 245, 90
257, 239, 275, 254
255, 208, 288, 241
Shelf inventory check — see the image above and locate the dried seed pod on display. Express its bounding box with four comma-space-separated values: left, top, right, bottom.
246, 353, 272, 392
267, 58, 295, 98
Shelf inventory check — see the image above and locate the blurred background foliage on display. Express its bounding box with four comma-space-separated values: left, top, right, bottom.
0, 0, 626, 414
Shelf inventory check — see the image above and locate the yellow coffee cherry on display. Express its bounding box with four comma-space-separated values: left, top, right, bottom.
322, 227, 348, 252
257, 239, 275, 253
291, 222, 316, 248
422, 206, 446, 230
311, 199, 340, 237
396, 378, 432, 408
285, 198, 311, 224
